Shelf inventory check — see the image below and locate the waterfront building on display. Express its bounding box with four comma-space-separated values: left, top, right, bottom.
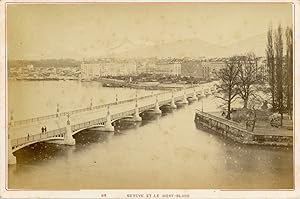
136, 59, 181, 76
80, 62, 99, 79
181, 59, 225, 80
136, 61, 157, 74
154, 59, 181, 76
81, 59, 137, 79
136, 58, 226, 80
80, 57, 226, 80
181, 60, 204, 78
202, 59, 226, 80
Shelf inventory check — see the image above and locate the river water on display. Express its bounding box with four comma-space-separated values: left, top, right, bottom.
8, 80, 293, 189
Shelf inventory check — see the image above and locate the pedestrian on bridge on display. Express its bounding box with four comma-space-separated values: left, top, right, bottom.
41, 127, 44, 133
27, 133, 30, 141
44, 126, 47, 132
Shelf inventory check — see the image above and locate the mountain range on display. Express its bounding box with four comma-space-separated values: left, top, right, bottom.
105, 33, 267, 58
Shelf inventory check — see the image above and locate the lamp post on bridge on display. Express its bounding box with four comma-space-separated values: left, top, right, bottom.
170, 91, 177, 109
154, 95, 162, 114
133, 97, 142, 122
104, 106, 114, 132
7, 111, 16, 164
67, 113, 70, 125
56, 104, 60, 117
90, 98, 93, 110
182, 88, 188, 104
9, 111, 14, 127
64, 113, 75, 145
135, 92, 138, 111
116, 93, 118, 104
192, 87, 198, 101
135, 98, 138, 108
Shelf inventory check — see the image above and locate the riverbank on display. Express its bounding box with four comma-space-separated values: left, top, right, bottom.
194, 111, 293, 147
10, 76, 214, 91
99, 77, 213, 91
209, 111, 293, 137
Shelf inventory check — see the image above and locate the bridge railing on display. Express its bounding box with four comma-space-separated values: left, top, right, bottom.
112, 109, 135, 120
11, 127, 67, 148
13, 114, 58, 126
195, 110, 246, 130
72, 117, 106, 132
159, 99, 172, 105
139, 104, 155, 112
11, 93, 157, 126
195, 110, 293, 146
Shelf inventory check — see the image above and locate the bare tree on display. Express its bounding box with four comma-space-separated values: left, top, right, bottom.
266, 25, 276, 111
215, 56, 240, 119
237, 53, 257, 109
285, 26, 293, 119
274, 24, 284, 126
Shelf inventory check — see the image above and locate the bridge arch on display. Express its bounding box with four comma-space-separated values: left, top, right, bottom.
11, 135, 65, 153
71, 123, 106, 136
111, 115, 135, 123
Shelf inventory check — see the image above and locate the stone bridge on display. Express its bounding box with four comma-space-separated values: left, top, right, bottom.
7, 82, 217, 164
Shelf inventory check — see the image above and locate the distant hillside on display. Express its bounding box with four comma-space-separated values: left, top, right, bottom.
116, 39, 227, 58
223, 34, 266, 57
9, 34, 268, 61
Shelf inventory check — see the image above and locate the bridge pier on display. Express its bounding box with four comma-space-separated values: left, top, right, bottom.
182, 91, 189, 104
153, 97, 162, 114
8, 136, 16, 165
207, 87, 213, 95
170, 94, 177, 109
212, 85, 217, 93
191, 89, 198, 101
104, 107, 115, 132
64, 115, 75, 145
132, 101, 142, 122
200, 88, 206, 98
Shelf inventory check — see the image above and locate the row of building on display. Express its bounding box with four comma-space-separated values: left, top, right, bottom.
8, 57, 268, 82
80, 58, 236, 80
81, 60, 137, 78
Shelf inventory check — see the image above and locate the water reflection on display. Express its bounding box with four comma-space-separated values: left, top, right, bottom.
14, 143, 69, 164
74, 130, 113, 146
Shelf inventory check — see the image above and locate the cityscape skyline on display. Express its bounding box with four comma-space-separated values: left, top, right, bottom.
7, 3, 292, 60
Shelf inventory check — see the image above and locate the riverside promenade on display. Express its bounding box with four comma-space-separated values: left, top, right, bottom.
194, 110, 293, 147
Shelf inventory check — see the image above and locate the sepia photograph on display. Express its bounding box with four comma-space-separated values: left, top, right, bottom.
0, 1, 299, 198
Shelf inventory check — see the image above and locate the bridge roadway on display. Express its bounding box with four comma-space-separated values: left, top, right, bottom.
8, 82, 217, 164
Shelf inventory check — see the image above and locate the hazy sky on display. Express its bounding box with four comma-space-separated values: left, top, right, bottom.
7, 3, 292, 60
